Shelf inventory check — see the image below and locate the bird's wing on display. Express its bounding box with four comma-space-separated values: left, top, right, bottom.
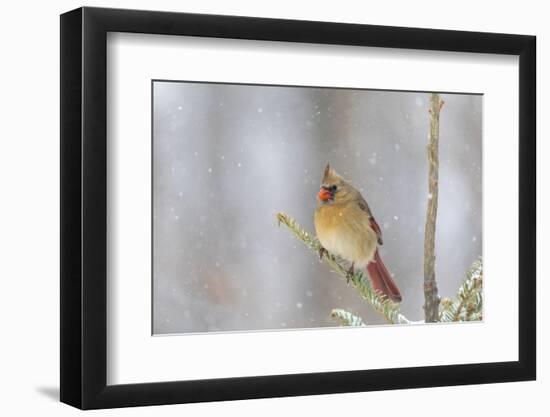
357, 197, 383, 245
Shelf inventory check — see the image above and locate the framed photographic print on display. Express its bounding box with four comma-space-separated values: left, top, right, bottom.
60, 6, 536, 409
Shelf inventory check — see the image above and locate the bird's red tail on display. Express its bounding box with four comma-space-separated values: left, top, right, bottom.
366, 250, 402, 303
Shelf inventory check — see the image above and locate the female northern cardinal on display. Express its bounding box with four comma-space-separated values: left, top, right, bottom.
314, 164, 402, 302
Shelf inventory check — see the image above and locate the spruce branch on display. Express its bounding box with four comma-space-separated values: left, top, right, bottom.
331, 309, 366, 326
423, 93, 444, 322
439, 258, 483, 322
276, 212, 410, 324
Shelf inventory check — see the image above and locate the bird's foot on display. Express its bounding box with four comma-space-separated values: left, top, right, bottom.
318, 247, 328, 261
346, 263, 355, 284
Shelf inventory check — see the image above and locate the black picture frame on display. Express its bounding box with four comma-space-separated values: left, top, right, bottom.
60, 6, 536, 410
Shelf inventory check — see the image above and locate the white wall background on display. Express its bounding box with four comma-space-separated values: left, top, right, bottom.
0, 0, 544, 415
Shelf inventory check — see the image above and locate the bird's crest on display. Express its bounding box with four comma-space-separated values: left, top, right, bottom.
322, 163, 343, 184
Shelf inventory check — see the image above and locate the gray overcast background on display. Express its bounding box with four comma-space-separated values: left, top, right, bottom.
153, 81, 482, 334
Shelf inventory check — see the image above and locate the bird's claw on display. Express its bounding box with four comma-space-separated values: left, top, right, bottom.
318, 247, 328, 261
346, 263, 355, 284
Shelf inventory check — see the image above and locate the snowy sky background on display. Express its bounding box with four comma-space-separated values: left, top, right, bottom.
152, 81, 482, 334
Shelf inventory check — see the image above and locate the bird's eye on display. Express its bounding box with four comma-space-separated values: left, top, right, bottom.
331, 185, 338, 192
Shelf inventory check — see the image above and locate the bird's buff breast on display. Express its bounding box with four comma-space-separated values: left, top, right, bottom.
314, 204, 378, 268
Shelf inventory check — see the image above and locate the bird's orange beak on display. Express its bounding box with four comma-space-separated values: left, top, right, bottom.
318, 187, 332, 202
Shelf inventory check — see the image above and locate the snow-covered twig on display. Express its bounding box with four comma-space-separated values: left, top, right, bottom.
439, 258, 483, 322
331, 309, 366, 326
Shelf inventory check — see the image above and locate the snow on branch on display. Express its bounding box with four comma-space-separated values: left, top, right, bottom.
439, 258, 483, 322
331, 309, 366, 326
